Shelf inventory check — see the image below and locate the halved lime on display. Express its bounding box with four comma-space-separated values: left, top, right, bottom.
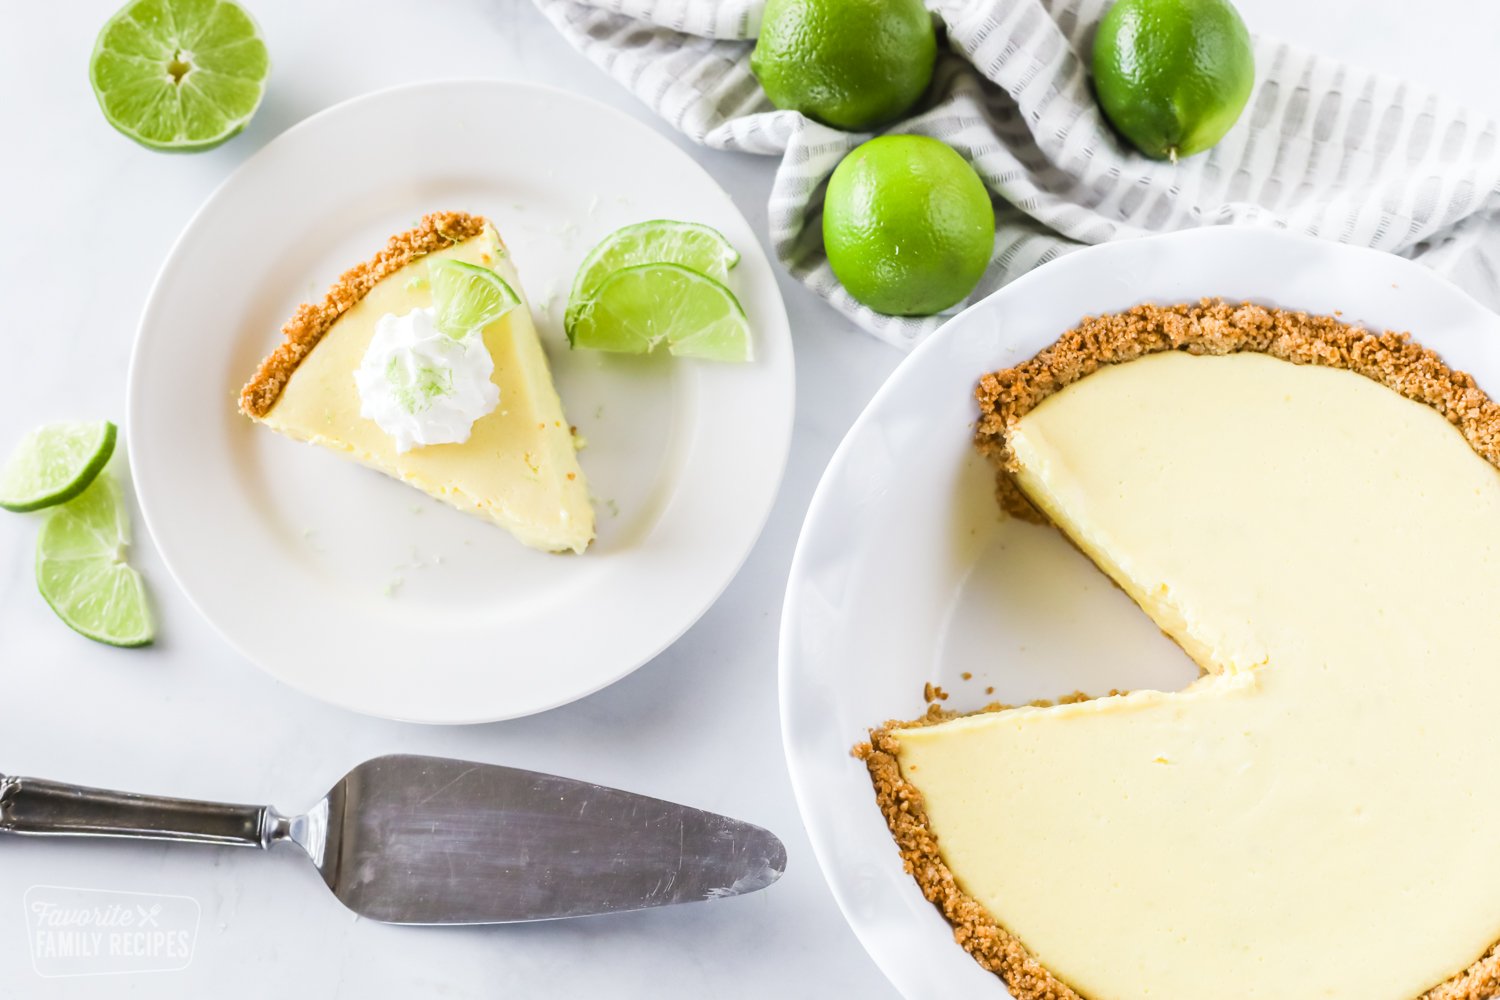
36, 474, 154, 648
565, 221, 741, 333
0, 421, 117, 513
570, 263, 753, 362
89, 0, 270, 152
429, 259, 521, 339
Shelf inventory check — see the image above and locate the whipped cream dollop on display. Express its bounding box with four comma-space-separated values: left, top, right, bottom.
354, 307, 499, 453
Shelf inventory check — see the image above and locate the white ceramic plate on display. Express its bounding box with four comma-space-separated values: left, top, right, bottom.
129, 80, 793, 724
779, 228, 1500, 998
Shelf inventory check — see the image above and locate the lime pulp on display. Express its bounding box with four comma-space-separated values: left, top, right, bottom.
569, 263, 752, 362
89, 0, 270, 152
36, 473, 155, 647
565, 221, 740, 334
428, 259, 521, 339
0, 421, 117, 513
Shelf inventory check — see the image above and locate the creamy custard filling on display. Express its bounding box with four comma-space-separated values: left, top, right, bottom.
892, 351, 1500, 1000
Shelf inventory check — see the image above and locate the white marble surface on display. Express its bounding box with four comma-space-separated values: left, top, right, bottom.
2, 2, 1498, 996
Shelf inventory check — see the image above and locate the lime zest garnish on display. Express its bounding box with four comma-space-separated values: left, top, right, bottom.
35, 473, 154, 647
385, 356, 455, 415
428, 259, 521, 339
0, 421, 117, 513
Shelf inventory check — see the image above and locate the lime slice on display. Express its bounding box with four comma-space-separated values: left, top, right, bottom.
429, 259, 521, 339
36, 474, 154, 648
565, 221, 741, 333
570, 263, 753, 363
89, 0, 270, 152
0, 422, 117, 513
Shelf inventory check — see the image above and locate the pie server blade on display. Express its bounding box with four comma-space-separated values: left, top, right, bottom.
0, 754, 787, 923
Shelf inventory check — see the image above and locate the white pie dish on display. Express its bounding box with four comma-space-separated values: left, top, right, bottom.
778, 227, 1500, 998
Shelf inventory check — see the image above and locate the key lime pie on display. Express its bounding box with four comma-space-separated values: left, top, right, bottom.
861, 301, 1500, 1000
240, 212, 593, 553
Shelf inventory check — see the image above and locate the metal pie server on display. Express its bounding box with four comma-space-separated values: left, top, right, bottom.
0, 754, 786, 923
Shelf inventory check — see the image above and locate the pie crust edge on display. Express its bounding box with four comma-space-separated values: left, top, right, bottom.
237, 210, 491, 419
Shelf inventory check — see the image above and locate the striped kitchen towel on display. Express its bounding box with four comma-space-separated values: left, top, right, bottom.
534, 0, 1500, 349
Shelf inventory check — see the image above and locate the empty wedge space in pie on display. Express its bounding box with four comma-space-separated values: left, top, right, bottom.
861, 300, 1500, 1000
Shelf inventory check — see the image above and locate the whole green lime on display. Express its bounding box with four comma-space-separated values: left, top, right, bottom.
751, 0, 936, 132
1092, 0, 1254, 161
823, 135, 995, 317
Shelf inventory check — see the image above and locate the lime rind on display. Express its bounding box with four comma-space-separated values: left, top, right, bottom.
1091, 0, 1253, 160
36, 474, 155, 648
428, 259, 521, 339
0, 422, 118, 513
570, 263, 753, 363
565, 221, 741, 334
89, 0, 270, 152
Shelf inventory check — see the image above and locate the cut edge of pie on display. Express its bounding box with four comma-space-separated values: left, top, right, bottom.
856, 299, 1500, 1000
239, 210, 489, 419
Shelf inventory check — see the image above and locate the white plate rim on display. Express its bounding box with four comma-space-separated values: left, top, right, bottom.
778, 226, 1500, 998
128, 78, 795, 724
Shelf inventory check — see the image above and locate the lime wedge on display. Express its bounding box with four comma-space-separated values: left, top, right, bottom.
0, 422, 117, 513
89, 0, 270, 152
36, 474, 154, 648
570, 263, 753, 362
429, 259, 521, 339
565, 221, 741, 333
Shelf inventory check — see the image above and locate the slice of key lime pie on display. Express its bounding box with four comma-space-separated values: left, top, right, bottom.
240, 212, 593, 553
862, 301, 1500, 1000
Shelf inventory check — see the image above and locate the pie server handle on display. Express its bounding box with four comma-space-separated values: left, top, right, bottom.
0, 773, 278, 848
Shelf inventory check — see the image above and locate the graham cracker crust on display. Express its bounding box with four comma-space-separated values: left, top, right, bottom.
975, 299, 1500, 521
857, 721, 1085, 1000
860, 299, 1500, 1000
238, 211, 489, 418
860, 706, 1500, 1000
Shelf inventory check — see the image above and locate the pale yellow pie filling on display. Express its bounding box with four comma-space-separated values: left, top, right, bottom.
258, 228, 594, 554
893, 351, 1500, 1000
